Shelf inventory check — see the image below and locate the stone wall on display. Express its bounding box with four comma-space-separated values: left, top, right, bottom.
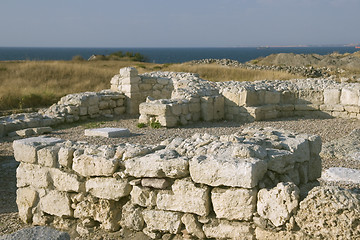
12, 128, 313, 238
13, 127, 360, 239
0, 90, 125, 137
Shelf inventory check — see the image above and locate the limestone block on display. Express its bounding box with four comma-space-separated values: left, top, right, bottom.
49, 168, 83, 192
319, 104, 344, 111
141, 178, 170, 189
321, 167, 360, 184
72, 155, 118, 177
37, 146, 60, 168
213, 95, 224, 120
232, 144, 267, 159
116, 98, 124, 106
241, 90, 260, 106
87, 95, 99, 106
294, 104, 318, 111
181, 214, 206, 239
84, 127, 130, 138
295, 186, 360, 239
121, 84, 139, 93
156, 178, 210, 216
223, 90, 240, 106
202, 219, 253, 240
297, 90, 324, 105
98, 101, 109, 110
120, 67, 138, 77
124, 149, 189, 178
87, 105, 99, 115
324, 89, 340, 105
16, 187, 38, 223
281, 137, 310, 163
211, 187, 257, 221
170, 103, 182, 116
58, 147, 74, 168
142, 209, 182, 234
79, 106, 88, 116
93, 199, 122, 231
264, 91, 280, 104
277, 104, 294, 111
181, 103, 189, 115
139, 83, 152, 91
257, 182, 299, 227
190, 155, 267, 188
200, 97, 214, 121
266, 149, 295, 174
120, 202, 144, 231
139, 102, 171, 116
85, 177, 131, 200
192, 112, 201, 121
17, 163, 50, 189
341, 88, 359, 105
121, 76, 141, 85
188, 102, 201, 113
344, 105, 360, 113
114, 107, 125, 115
40, 190, 72, 217
130, 185, 157, 207
13, 137, 63, 164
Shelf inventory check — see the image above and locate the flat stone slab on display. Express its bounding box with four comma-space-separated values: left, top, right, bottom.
321, 167, 360, 184
0, 226, 70, 240
84, 127, 130, 138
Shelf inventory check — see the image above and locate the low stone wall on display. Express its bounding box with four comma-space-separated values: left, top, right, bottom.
0, 90, 125, 137
14, 127, 337, 239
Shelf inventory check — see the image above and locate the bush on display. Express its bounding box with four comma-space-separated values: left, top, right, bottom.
137, 123, 147, 128
72, 55, 85, 61
150, 120, 161, 129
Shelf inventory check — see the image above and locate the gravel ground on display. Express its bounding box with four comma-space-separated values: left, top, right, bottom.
1, 115, 360, 238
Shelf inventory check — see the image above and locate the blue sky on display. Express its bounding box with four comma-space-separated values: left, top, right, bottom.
1, 0, 359, 47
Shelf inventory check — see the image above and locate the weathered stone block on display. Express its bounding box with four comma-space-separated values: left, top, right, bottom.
142, 209, 182, 234
139, 102, 171, 115
120, 67, 138, 77
40, 190, 72, 217
281, 137, 310, 163
124, 149, 189, 178
190, 155, 267, 188
58, 147, 74, 168
257, 182, 299, 227
157, 178, 210, 216
202, 219, 253, 240
130, 185, 157, 207
211, 187, 257, 221
16, 187, 38, 223
213, 95, 224, 120
37, 146, 60, 167
188, 102, 201, 113
120, 202, 144, 231
297, 90, 324, 105
72, 155, 118, 177
324, 88, 340, 105
241, 90, 260, 106
13, 137, 63, 164
264, 91, 280, 105
158, 115, 178, 127
141, 178, 170, 189
17, 163, 50, 188
266, 149, 295, 174
85, 177, 131, 200
50, 168, 83, 192
341, 88, 359, 105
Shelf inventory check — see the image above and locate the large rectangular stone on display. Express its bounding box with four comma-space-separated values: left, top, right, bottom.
211, 188, 257, 221
72, 154, 118, 177
40, 190, 72, 217
16, 163, 50, 189
189, 156, 267, 188
264, 91, 280, 105
13, 137, 63, 164
340, 88, 359, 105
86, 177, 131, 200
142, 210, 182, 234
139, 102, 171, 116
213, 95, 225, 120
201, 97, 214, 121
324, 89, 340, 105
203, 219, 253, 240
37, 146, 60, 167
124, 149, 189, 178
156, 178, 210, 216
49, 168, 83, 192
84, 128, 130, 138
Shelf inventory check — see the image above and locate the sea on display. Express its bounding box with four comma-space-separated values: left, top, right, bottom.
0, 47, 358, 64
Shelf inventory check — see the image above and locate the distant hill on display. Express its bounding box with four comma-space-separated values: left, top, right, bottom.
249, 51, 360, 70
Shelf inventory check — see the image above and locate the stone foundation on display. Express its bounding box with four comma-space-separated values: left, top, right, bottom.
13, 127, 341, 239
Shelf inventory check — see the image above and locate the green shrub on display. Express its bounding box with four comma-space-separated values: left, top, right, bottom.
137, 123, 147, 128
150, 120, 161, 129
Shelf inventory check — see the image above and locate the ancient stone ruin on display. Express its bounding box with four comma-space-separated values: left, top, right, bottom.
5, 67, 360, 239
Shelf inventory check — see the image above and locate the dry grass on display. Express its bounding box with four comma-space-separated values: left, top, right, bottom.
0, 60, 300, 111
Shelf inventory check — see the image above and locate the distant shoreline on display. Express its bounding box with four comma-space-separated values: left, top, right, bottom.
0, 46, 358, 63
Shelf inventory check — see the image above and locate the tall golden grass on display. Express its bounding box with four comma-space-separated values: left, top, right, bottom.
0, 60, 299, 111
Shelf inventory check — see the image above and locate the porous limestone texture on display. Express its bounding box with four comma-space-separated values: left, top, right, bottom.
13, 127, 347, 239
295, 186, 360, 239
